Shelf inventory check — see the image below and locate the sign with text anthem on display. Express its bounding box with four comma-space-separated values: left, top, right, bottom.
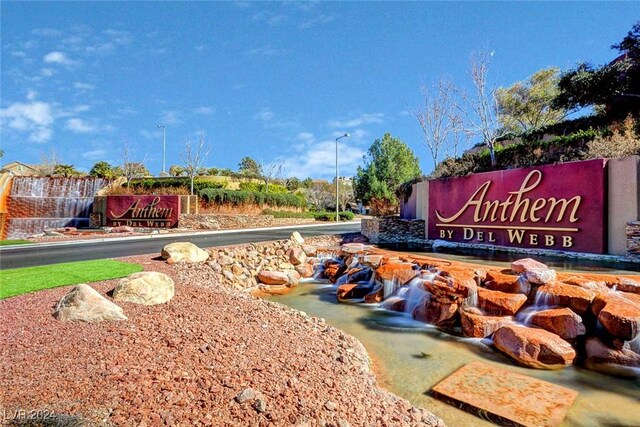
428, 159, 606, 253
106, 195, 180, 228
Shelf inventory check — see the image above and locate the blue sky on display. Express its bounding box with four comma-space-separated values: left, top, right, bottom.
1, 1, 637, 179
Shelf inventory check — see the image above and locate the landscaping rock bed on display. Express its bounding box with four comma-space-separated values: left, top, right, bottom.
0, 235, 443, 427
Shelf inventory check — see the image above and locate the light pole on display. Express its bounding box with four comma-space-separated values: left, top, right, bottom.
157, 124, 166, 176
335, 133, 350, 222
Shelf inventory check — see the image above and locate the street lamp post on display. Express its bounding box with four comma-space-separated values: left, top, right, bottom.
157, 124, 166, 176
335, 133, 350, 222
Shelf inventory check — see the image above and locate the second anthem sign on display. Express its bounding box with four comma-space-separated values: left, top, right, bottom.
427, 159, 607, 253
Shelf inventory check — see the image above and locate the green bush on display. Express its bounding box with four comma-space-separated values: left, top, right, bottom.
339, 211, 355, 221
239, 181, 261, 192
199, 189, 305, 208
309, 211, 354, 221
129, 177, 227, 192
239, 182, 288, 193
263, 210, 314, 219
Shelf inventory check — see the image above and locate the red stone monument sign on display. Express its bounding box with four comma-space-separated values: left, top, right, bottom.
106, 195, 180, 228
428, 159, 607, 253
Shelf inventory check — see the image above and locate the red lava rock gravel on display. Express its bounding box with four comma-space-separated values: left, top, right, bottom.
0, 251, 444, 427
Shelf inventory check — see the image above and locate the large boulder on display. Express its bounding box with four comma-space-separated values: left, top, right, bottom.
323, 260, 346, 283
346, 267, 373, 284
483, 271, 530, 295
584, 337, 640, 378
341, 243, 365, 254
257, 270, 289, 286
477, 287, 527, 315
301, 244, 317, 257
295, 263, 314, 278
524, 268, 557, 285
607, 277, 640, 295
54, 284, 126, 322
460, 307, 513, 338
511, 258, 548, 274
529, 308, 586, 340
375, 262, 418, 286
161, 242, 209, 264
337, 284, 373, 301
426, 276, 476, 301
364, 286, 383, 304
535, 282, 596, 315
287, 247, 307, 266
593, 292, 640, 341
289, 231, 304, 245
412, 295, 459, 327
112, 271, 175, 305
493, 325, 576, 369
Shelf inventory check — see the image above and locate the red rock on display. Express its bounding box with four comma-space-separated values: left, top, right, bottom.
493, 325, 576, 369
595, 293, 640, 341
295, 263, 314, 278
286, 247, 306, 266
364, 287, 383, 304
529, 308, 586, 340
477, 288, 527, 315
111, 225, 135, 233
561, 276, 609, 293
584, 337, 640, 378
257, 270, 289, 286
460, 308, 513, 338
323, 261, 346, 283
536, 282, 596, 315
608, 277, 640, 295
426, 276, 476, 300
524, 268, 557, 285
483, 271, 530, 295
341, 243, 365, 254
511, 258, 548, 274
412, 295, 459, 327
375, 262, 418, 285
337, 284, 373, 301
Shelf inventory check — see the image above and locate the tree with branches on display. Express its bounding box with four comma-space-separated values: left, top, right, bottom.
120, 140, 149, 187
181, 132, 210, 195
413, 78, 465, 169
457, 51, 505, 167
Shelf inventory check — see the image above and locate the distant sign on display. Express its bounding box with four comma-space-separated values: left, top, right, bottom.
427, 159, 606, 253
106, 195, 180, 228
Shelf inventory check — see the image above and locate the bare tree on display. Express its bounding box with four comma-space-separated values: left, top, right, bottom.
36, 148, 60, 176
261, 161, 283, 193
181, 132, 211, 195
457, 51, 505, 167
335, 178, 355, 212
305, 181, 333, 210
121, 140, 149, 188
413, 79, 465, 168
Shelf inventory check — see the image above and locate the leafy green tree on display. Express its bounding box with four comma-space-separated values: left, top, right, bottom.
353, 133, 421, 210
285, 177, 301, 191
89, 161, 116, 178
169, 164, 185, 176
301, 177, 314, 189
53, 164, 81, 177
553, 21, 640, 117
497, 67, 567, 133
238, 156, 262, 177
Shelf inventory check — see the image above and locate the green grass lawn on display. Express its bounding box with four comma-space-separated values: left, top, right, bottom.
0, 239, 32, 246
0, 260, 143, 299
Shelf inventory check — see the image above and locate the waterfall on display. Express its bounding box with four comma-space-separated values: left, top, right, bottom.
5, 177, 109, 238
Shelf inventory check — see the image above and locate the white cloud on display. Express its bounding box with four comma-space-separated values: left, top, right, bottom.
11, 51, 27, 58
140, 129, 161, 140
160, 110, 181, 125
254, 109, 274, 121
193, 106, 215, 115
328, 113, 384, 129
299, 14, 337, 29
331, 128, 368, 141
246, 46, 284, 56
26, 90, 38, 101
65, 118, 96, 133
32, 28, 62, 37
81, 149, 108, 160
278, 135, 365, 179
103, 29, 132, 45
73, 82, 95, 91
40, 68, 55, 77
43, 51, 73, 65
1, 100, 55, 143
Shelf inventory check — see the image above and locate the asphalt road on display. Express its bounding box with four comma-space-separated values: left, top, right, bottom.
0, 222, 361, 270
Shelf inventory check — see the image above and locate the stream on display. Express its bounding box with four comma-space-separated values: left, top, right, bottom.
265, 253, 640, 427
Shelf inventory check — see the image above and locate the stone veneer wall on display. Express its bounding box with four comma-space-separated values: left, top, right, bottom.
361, 217, 426, 244
627, 221, 640, 257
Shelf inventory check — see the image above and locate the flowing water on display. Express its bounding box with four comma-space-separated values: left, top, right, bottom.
266, 256, 640, 427
5, 177, 108, 238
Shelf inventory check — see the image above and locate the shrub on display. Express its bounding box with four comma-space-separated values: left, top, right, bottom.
263, 210, 314, 219
586, 116, 640, 158
125, 177, 227, 194
199, 189, 305, 208
339, 211, 355, 221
